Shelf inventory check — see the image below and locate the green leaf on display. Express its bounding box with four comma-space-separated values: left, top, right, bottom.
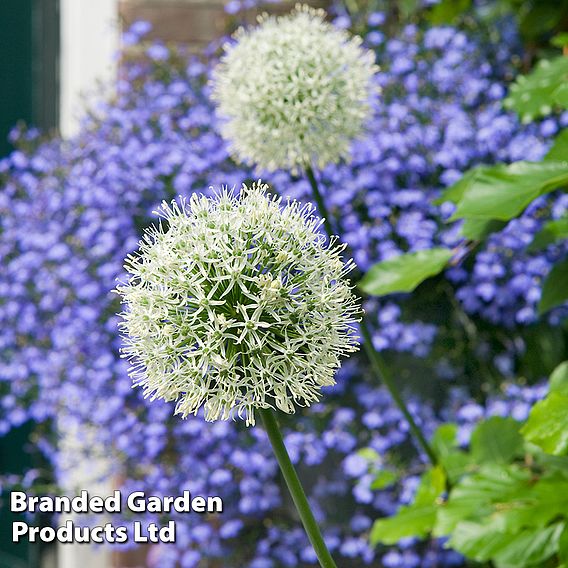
437, 461, 568, 563
428, 0, 471, 25
370, 466, 446, 545
470, 416, 524, 464
495, 523, 565, 566
430, 423, 473, 481
559, 524, 568, 563
435, 166, 488, 204
550, 361, 568, 395
370, 505, 437, 545
521, 391, 568, 455
357, 447, 380, 462
555, 82, 568, 108
552, 33, 568, 48
434, 465, 532, 536
447, 521, 506, 559
538, 258, 568, 314
398, 0, 420, 19
370, 469, 398, 490
356, 448, 398, 489
528, 217, 568, 251
519, 3, 563, 39
460, 218, 508, 240
483, 473, 568, 533
504, 56, 568, 121
544, 129, 568, 162
431, 423, 458, 459
533, 451, 568, 473
450, 161, 568, 221
441, 451, 473, 484
359, 248, 454, 296
436, 463, 568, 552
414, 466, 446, 506
449, 521, 565, 566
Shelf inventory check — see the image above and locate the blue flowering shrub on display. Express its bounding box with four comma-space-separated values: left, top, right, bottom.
364, 28, 568, 565
0, 8, 567, 568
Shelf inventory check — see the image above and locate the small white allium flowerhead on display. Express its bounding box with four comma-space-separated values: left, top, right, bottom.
117, 181, 360, 426
212, 4, 378, 172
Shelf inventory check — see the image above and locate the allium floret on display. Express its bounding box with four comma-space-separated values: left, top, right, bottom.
117, 182, 360, 425
212, 4, 378, 171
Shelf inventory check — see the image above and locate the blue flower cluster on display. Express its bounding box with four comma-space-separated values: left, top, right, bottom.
322, 17, 567, 332
0, 10, 565, 567
450, 194, 568, 326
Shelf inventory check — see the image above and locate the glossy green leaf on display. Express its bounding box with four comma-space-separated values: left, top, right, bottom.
370, 505, 437, 545
359, 248, 453, 296
544, 129, 568, 161
521, 391, 568, 455
435, 166, 488, 204
431, 423, 458, 459
460, 218, 508, 240
559, 524, 568, 563
496, 523, 565, 566
437, 465, 568, 542
370, 466, 446, 545
414, 466, 446, 506
428, 0, 471, 24
555, 82, 568, 108
440, 451, 473, 484
528, 217, 568, 251
434, 465, 532, 535
450, 161, 568, 221
504, 56, 568, 121
447, 521, 507, 559
430, 423, 473, 481
370, 469, 398, 490
449, 521, 564, 566
552, 33, 568, 48
470, 416, 524, 464
533, 452, 568, 473
483, 473, 568, 533
538, 259, 568, 314
357, 447, 380, 462
550, 361, 568, 395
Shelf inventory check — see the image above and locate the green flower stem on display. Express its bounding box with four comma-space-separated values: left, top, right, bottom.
305, 167, 335, 238
259, 408, 338, 568
304, 166, 438, 466
358, 321, 438, 465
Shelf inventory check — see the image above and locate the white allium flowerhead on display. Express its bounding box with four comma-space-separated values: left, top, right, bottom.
212, 4, 378, 172
117, 182, 360, 426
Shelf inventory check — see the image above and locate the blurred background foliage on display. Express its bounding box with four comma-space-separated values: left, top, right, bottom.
344, 0, 568, 51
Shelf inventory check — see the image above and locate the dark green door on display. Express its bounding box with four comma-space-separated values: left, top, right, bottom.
0, 0, 59, 155
0, 0, 58, 566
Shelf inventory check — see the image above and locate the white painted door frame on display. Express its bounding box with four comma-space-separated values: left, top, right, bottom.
57, 2, 118, 567
59, 0, 119, 137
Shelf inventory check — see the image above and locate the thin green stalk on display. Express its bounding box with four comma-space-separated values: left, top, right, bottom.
304, 166, 438, 466
305, 167, 334, 238
358, 321, 437, 465
259, 408, 338, 568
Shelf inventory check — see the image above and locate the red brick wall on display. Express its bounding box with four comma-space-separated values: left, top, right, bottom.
119, 0, 329, 49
